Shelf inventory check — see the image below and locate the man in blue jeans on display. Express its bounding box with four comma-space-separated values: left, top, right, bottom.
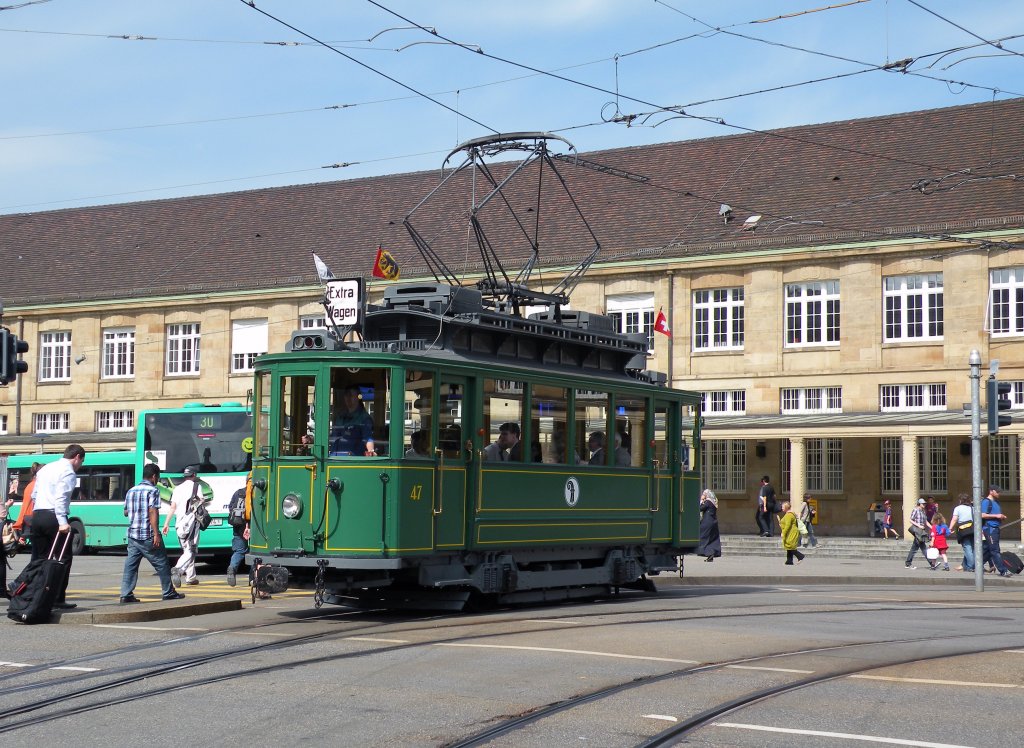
120, 463, 185, 603
981, 484, 1010, 577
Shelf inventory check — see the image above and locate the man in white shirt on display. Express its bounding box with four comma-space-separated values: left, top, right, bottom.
162, 467, 203, 587
30, 443, 86, 609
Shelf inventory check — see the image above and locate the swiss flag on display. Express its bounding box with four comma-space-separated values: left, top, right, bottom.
654, 308, 671, 336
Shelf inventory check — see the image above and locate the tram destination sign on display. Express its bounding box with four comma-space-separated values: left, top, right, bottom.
324, 277, 364, 332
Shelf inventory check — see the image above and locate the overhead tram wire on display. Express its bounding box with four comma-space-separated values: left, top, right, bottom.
237, 0, 498, 136
906, 0, 1024, 60
362, 0, 1008, 175
652, 1, 1024, 99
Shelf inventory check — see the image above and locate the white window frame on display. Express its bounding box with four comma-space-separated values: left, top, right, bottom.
231, 318, 268, 374
990, 268, 1024, 337
0, 414, 7, 435
988, 435, 1019, 494
693, 288, 744, 351
784, 280, 840, 347
101, 327, 135, 379
806, 438, 843, 493
166, 323, 201, 376
780, 386, 842, 414
918, 436, 947, 494
701, 439, 746, 493
33, 412, 70, 434
606, 294, 655, 351
38, 330, 71, 382
884, 273, 943, 342
299, 314, 327, 330
879, 383, 947, 412
700, 390, 746, 416
96, 410, 135, 432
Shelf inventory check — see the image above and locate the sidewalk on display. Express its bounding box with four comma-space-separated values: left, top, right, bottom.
661, 552, 1022, 587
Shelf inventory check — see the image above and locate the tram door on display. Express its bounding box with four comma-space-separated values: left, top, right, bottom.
651, 400, 677, 543
266, 369, 320, 554
435, 376, 470, 549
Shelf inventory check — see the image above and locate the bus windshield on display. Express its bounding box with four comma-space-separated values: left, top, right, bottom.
143, 410, 252, 474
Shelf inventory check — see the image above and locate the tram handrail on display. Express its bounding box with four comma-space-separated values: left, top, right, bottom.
651, 459, 661, 513
432, 448, 444, 516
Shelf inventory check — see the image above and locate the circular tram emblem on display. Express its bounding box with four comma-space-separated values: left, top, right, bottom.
564, 477, 581, 507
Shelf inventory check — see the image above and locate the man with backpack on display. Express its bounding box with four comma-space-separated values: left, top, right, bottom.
225, 474, 250, 587
756, 475, 777, 537
162, 466, 204, 587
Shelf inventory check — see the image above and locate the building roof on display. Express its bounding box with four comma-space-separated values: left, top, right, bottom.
3, 98, 1023, 307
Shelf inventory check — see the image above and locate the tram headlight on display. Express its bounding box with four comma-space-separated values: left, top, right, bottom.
282, 493, 303, 519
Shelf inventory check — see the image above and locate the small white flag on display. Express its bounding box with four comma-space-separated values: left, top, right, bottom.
313, 252, 335, 283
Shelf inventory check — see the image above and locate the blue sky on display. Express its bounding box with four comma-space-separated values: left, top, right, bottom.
2, 0, 1022, 216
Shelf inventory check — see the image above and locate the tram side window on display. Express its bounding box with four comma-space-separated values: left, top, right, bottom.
682, 405, 699, 472
438, 379, 463, 459
256, 371, 271, 458
330, 368, 391, 457
576, 389, 608, 467
613, 394, 647, 468
280, 375, 316, 456
653, 401, 672, 468
531, 384, 571, 464
483, 378, 525, 462
404, 370, 434, 459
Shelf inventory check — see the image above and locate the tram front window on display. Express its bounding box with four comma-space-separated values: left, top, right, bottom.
280, 374, 316, 456
329, 368, 391, 457
144, 411, 252, 473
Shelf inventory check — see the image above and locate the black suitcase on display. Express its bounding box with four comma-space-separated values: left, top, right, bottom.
1002, 551, 1024, 575
7, 533, 73, 624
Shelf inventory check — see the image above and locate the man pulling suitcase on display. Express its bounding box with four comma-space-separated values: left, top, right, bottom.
27, 444, 85, 610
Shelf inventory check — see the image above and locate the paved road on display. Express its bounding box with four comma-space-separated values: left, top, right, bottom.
1, 554, 1022, 746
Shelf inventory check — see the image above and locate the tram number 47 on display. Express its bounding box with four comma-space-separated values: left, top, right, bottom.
409, 484, 423, 501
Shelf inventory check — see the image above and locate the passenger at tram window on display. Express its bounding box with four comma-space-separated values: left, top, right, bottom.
510, 439, 542, 463
330, 386, 375, 456
483, 422, 520, 462
198, 447, 217, 473
405, 429, 431, 459
294, 434, 313, 456
612, 432, 631, 467
588, 432, 606, 465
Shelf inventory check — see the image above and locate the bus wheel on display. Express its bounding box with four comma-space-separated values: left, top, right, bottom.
70, 521, 87, 556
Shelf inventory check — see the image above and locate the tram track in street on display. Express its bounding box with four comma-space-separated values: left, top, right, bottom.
445, 633, 1024, 747
1, 595, 1020, 736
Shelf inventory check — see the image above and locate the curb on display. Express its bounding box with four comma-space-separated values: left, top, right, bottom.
53, 598, 242, 625
654, 575, 1020, 587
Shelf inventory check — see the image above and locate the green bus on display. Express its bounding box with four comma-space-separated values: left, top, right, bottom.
5, 450, 137, 556
139, 401, 252, 558
3, 402, 252, 559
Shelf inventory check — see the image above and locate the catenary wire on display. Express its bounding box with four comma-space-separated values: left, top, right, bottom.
237, 0, 498, 135
906, 0, 1024, 59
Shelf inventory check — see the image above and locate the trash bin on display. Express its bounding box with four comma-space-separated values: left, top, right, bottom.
867, 502, 887, 537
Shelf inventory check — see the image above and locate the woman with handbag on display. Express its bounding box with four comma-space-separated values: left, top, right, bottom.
948, 493, 976, 572
905, 498, 937, 570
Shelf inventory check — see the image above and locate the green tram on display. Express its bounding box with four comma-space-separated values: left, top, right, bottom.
249, 283, 702, 608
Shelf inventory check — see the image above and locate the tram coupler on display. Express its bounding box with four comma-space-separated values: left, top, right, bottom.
253, 563, 291, 596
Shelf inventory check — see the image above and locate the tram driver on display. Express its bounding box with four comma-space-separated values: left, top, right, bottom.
330, 386, 375, 456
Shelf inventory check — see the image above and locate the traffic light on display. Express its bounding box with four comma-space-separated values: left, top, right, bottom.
987, 377, 1013, 435
0, 328, 29, 385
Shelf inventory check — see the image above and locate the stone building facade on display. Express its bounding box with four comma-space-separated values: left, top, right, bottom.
2, 98, 1023, 536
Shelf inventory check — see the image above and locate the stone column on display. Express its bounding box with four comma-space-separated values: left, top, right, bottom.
901, 435, 919, 535
790, 437, 806, 515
